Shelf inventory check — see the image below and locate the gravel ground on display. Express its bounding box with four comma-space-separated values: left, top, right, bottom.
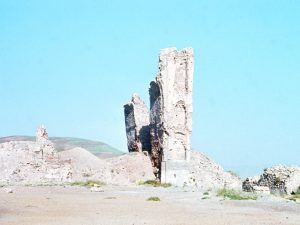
0, 185, 299, 225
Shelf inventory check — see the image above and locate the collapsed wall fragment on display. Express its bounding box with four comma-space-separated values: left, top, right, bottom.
243, 165, 300, 194
124, 94, 151, 153
36, 125, 56, 159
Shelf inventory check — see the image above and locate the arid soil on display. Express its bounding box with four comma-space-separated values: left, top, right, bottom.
1, 185, 299, 225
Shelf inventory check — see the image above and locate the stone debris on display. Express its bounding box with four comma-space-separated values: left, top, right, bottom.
252, 186, 270, 195
0, 124, 241, 190
186, 151, 241, 190
0, 140, 156, 186
90, 187, 104, 192
0, 141, 72, 186
124, 94, 151, 153
107, 152, 155, 185
0, 127, 155, 186
243, 165, 300, 194
4, 188, 13, 194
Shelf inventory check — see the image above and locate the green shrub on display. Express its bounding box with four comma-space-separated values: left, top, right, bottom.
295, 186, 300, 195
138, 180, 171, 188
203, 192, 209, 196
217, 188, 257, 200
147, 196, 161, 201
71, 180, 105, 187
274, 177, 281, 185
289, 186, 300, 201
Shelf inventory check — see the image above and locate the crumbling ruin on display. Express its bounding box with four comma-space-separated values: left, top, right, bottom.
243, 165, 300, 194
124, 94, 151, 153
36, 125, 55, 159
124, 47, 194, 186
0, 127, 154, 186
36, 125, 48, 144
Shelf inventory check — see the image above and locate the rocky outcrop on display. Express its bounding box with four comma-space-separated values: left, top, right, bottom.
243, 165, 300, 194
124, 94, 151, 153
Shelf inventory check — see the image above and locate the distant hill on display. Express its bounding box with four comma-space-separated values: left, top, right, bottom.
0, 136, 124, 158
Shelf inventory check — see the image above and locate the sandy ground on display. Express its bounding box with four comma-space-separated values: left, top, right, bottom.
0, 185, 299, 225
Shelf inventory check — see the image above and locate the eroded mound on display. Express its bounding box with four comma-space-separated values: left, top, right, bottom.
187, 151, 241, 190
0, 141, 241, 189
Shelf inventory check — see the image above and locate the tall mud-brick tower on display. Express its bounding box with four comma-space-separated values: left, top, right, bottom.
149, 47, 194, 186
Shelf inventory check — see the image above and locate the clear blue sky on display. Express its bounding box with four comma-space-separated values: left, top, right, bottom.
0, 0, 299, 177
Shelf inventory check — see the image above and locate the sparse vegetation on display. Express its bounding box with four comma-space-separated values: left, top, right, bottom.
271, 191, 287, 198
138, 180, 171, 188
147, 196, 161, 201
71, 180, 105, 187
203, 191, 209, 196
288, 187, 300, 201
274, 177, 281, 185
217, 188, 257, 200
295, 187, 300, 195
227, 170, 240, 178
0, 136, 123, 156
202, 196, 210, 200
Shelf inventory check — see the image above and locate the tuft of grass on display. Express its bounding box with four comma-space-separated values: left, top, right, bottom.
138, 180, 171, 188
202, 196, 210, 200
147, 196, 161, 202
217, 188, 257, 200
203, 191, 209, 196
71, 180, 105, 187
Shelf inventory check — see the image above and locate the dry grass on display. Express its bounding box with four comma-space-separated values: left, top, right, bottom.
147, 196, 161, 201
288, 187, 300, 201
70, 180, 105, 187
138, 180, 171, 188
217, 188, 257, 200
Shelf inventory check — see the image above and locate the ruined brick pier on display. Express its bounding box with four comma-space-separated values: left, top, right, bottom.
124, 47, 194, 186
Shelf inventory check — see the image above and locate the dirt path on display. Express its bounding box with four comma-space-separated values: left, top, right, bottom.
0, 186, 299, 225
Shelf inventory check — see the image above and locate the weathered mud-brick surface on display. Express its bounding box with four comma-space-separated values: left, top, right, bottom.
0, 141, 72, 186
149, 48, 194, 185
124, 94, 151, 153
36, 125, 48, 144
36, 126, 56, 158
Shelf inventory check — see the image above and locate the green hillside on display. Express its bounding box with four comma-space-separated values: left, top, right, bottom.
0, 136, 124, 158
